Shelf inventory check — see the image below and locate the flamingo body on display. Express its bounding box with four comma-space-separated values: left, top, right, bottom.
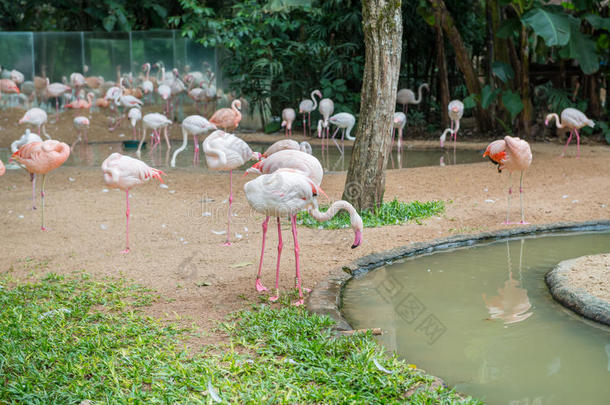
171, 115, 217, 167
246, 149, 323, 186
209, 100, 242, 131
545, 108, 594, 157
262, 139, 312, 157
281, 108, 296, 136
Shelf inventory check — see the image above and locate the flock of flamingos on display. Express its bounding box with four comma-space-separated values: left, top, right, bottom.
0, 64, 596, 305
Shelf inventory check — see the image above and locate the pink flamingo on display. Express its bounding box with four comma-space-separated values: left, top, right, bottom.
19, 108, 50, 139
101, 153, 165, 253
157, 84, 171, 115
245, 149, 323, 186
137, 113, 172, 153
45, 79, 71, 121
72, 116, 90, 149
171, 115, 217, 167
392, 112, 406, 151
545, 108, 594, 158
260, 139, 312, 158
299, 90, 321, 136
202, 130, 260, 245
281, 108, 296, 137
396, 83, 428, 114
11, 129, 43, 209
441, 100, 464, 150
483, 136, 532, 225
245, 169, 363, 305
128, 108, 142, 140
11, 140, 70, 230
188, 87, 206, 114
141, 63, 154, 103
65, 92, 94, 116
0, 78, 20, 107
210, 100, 242, 131
0, 159, 5, 176
318, 97, 334, 146
329, 112, 355, 155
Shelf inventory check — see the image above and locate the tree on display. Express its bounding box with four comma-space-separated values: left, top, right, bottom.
342, 0, 402, 211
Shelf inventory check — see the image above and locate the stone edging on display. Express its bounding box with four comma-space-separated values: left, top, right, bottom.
307, 219, 610, 331
545, 256, 610, 326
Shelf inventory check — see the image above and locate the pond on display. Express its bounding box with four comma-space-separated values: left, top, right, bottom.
343, 230, 610, 405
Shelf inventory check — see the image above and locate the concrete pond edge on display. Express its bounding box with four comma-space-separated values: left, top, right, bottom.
307, 219, 610, 331
545, 255, 610, 326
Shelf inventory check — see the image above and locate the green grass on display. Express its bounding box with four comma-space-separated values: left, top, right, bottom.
0, 273, 480, 404
297, 199, 445, 229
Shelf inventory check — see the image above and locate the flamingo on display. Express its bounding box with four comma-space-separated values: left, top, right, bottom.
138, 113, 172, 153
245, 149, 323, 186
101, 153, 165, 253
128, 108, 142, 140
141, 63, 154, 102
157, 84, 172, 115
299, 90, 321, 136
11, 129, 43, 209
0, 159, 4, 176
245, 169, 363, 305
45, 79, 71, 121
0, 78, 20, 107
440, 100, 464, 149
396, 83, 428, 114
281, 108, 296, 137
65, 92, 94, 116
110, 82, 143, 131
11, 140, 70, 230
209, 100, 242, 131
392, 112, 407, 151
329, 112, 355, 155
19, 108, 50, 139
483, 136, 532, 225
171, 115, 217, 167
318, 97, 334, 145
202, 130, 260, 245
260, 139, 312, 158
10, 70, 24, 86
71, 116, 90, 149
70, 72, 86, 93
545, 108, 594, 158
188, 87, 206, 114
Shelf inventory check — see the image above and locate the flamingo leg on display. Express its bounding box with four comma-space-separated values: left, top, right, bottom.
223, 170, 233, 246
270, 217, 283, 302
84, 129, 88, 144
561, 130, 574, 157
308, 112, 311, 137
303, 114, 307, 136
31, 173, 37, 210
133, 125, 137, 140
389, 129, 395, 169
519, 171, 528, 225
575, 129, 581, 158
193, 135, 199, 165
40, 174, 47, 231
503, 172, 513, 225
331, 127, 341, 154
255, 216, 270, 292
290, 214, 304, 306
164, 126, 171, 149
122, 190, 130, 253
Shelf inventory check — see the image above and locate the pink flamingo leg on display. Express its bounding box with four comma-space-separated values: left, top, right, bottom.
575, 129, 581, 158
270, 217, 283, 302
519, 171, 529, 224
40, 174, 47, 231
290, 214, 304, 306
55, 98, 59, 123
122, 190, 130, 253
31, 173, 37, 210
133, 126, 137, 140
561, 130, 574, 157
255, 216, 270, 292
502, 172, 513, 225
308, 112, 311, 137
223, 170, 233, 246
193, 135, 200, 165
303, 114, 307, 136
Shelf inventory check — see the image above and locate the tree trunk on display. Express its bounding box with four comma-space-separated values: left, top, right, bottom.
428, 0, 493, 132
435, 22, 450, 128
519, 26, 533, 137
342, 0, 402, 211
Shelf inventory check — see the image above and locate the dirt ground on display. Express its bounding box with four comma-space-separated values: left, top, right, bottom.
565, 254, 610, 302
1, 106, 609, 344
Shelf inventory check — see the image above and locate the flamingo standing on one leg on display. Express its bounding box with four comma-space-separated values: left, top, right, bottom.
11, 140, 70, 230
128, 108, 142, 140
71, 116, 90, 149
11, 129, 43, 209
209, 100, 242, 131
101, 153, 165, 253
396, 83, 428, 114
299, 90, 321, 136
202, 130, 260, 246
260, 139, 312, 158
545, 108, 594, 158
45, 79, 71, 122
19, 108, 50, 139
281, 108, 296, 137
329, 112, 355, 155
483, 136, 532, 225
245, 169, 362, 305
171, 115, 217, 167
138, 113, 172, 153
318, 97, 334, 147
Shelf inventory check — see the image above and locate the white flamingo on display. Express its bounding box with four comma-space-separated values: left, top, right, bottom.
440, 99, 464, 149
392, 112, 406, 151
171, 115, 217, 167
137, 113, 172, 153
281, 108, 296, 137
260, 139, 312, 157
329, 112, 356, 155
128, 108, 142, 140
396, 83, 428, 113
545, 108, 594, 158
318, 97, 334, 146
299, 90, 321, 136
71, 116, 90, 149
19, 108, 50, 139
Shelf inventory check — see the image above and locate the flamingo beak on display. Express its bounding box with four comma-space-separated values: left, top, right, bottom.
452, 107, 458, 112
352, 230, 362, 249
544, 119, 549, 126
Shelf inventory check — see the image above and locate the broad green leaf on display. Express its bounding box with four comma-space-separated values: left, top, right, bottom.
491, 61, 515, 83
103, 15, 116, 32
522, 8, 571, 46
568, 19, 600, 74
463, 94, 478, 109
501, 90, 524, 120
584, 14, 610, 32
481, 85, 501, 109
496, 18, 521, 39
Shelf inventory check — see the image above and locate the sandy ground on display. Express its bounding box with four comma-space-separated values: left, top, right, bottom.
1, 106, 609, 344
565, 254, 610, 302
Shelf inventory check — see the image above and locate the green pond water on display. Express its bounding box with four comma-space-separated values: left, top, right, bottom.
343, 230, 610, 405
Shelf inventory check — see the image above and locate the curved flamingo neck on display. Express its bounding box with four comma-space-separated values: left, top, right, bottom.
414, 84, 427, 104
548, 113, 564, 128
311, 90, 320, 110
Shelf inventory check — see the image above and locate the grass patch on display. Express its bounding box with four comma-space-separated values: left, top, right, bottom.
297, 199, 445, 229
0, 273, 479, 404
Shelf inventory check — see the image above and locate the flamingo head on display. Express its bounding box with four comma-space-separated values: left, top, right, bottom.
352, 229, 363, 249
8, 83, 20, 94
244, 161, 263, 177
141, 63, 149, 71
313, 89, 322, 99
281, 120, 287, 128
172, 68, 180, 77
451, 106, 459, 113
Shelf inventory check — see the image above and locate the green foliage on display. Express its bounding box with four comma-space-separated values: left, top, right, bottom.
522, 7, 571, 46
501, 90, 524, 120
298, 199, 445, 229
0, 273, 481, 404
